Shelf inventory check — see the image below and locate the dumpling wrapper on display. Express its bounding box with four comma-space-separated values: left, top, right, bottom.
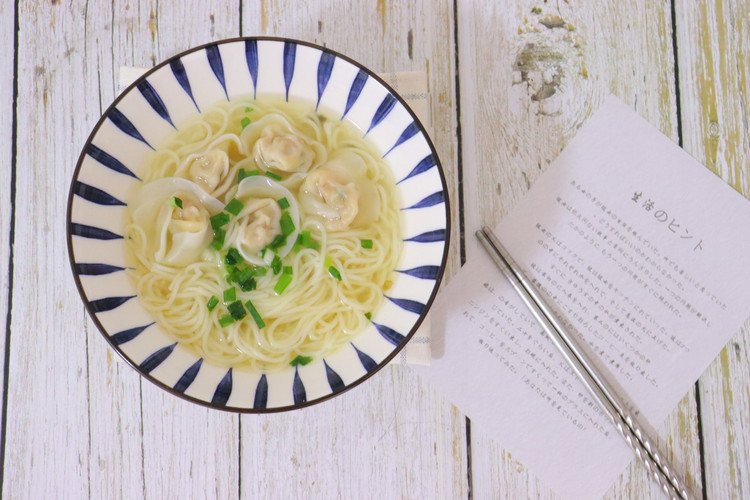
225, 176, 301, 265
129, 177, 224, 266
298, 152, 381, 231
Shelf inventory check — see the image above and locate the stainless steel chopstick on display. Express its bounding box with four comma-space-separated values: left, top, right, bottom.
476, 226, 691, 500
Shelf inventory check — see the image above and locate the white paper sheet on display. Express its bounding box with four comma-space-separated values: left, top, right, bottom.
413, 96, 750, 499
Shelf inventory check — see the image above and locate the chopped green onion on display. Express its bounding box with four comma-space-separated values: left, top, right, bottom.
262, 248, 275, 266
245, 300, 265, 328
239, 277, 256, 292
274, 273, 293, 294
244, 106, 252, 112
211, 228, 226, 250
280, 212, 295, 236
324, 255, 333, 268
223, 287, 236, 302
360, 239, 373, 249
271, 255, 282, 275
277, 197, 290, 209
227, 300, 247, 320
224, 198, 244, 216
264, 171, 282, 181
253, 266, 268, 277
283, 266, 293, 275
210, 212, 230, 230
292, 244, 301, 254
169, 196, 183, 209
232, 267, 254, 284
206, 296, 219, 311
238, 168, 261, 181
219, 314, 235, 328
328, 266, 342, 281
224, 248, 243, 266
241, 117, 251, 129
269, 234, 287, 250
365, 312, 372, 320
290, 355, 313, 367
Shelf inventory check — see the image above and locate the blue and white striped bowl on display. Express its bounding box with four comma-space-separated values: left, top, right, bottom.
67, 38, 450, 412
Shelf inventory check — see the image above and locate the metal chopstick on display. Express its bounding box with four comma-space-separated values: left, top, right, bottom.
476, 226, 691, 500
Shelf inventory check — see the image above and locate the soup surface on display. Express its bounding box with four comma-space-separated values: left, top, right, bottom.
125, 96, 402, 372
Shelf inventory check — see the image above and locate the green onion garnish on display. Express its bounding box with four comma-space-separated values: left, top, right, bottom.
223, 287, 236, 302
253, 266, 268, 277
245, 300, 265, 328
360, 239, 373, 249
210, 212, 230, 230
328, 266, 342, 281
269, 234, 287, 250
232, 267, 254, 284
290, 355, 313, 367
239, 277, 256, 292
244, 106, 252, 112
169, 196, 183, 209
241, 117, 251, 129
219, 314, 235, 328
265, 171, 282, 181
274, 273, 293, 294
277, 197, 290, 209
365, 312, 372, 320
283, 266, 293, 275
224, 198, 244, 216
211, 228, 226, 250
224, 248, 243, 266
280, 212, 295, 236
324, 255, 333, 268
262, 248, 275, 266
238, 168, 261, 181
271, 255, 282, 275
227, 300, 247, 320
206, 296, 219, 311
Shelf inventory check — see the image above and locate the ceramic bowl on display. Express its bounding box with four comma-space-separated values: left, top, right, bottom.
67, 37, 449, 412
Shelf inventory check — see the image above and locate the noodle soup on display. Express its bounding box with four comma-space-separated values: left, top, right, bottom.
125, 96, 402, 373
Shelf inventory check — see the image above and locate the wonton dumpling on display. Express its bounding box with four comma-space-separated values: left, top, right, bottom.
241, 114, 326, 176
188, 149, 230, 195
225, 176, 301, 265
129, 177, 224, 266
299, 153, 381, 231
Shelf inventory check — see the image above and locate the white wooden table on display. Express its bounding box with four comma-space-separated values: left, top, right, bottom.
1, 1, 748, 498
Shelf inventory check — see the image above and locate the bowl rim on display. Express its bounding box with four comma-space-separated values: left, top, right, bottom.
66, 36, 451, 413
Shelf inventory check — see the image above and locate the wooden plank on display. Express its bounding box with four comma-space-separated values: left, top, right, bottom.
238, 1, 467, 498
457, 1, 703, 498
674, 1, 750, 498
2, 1, 97, 497
0, 0, 14, 436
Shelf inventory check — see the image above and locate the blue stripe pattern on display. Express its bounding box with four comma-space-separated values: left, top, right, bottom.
245, 40, 259, 99
367, 94, 397, 134
110, 323, 153, 346
254, 374, 268, 409
352, 344, 377, 373
139, 342, 177, 374
87, 144, 139, 179
397, 154, 436, 184
89, 295, 135, 313
383, 122, 420, 157
404, 192, 444, 210
70, 223, 122, 240
212, 369, 233, 406
108, 108, 153, 149
405, 229, 445, 243
343, 69, 367, 118
292, 368, 306, 405
386, 297, 425, 315
396, 266, 440, 280
283, 41, 296, 101
73, 181, 125, 206
324, 361, 345, 393
316, 52, 335, 110
75, 263, 125, 275
169, 58, 200, 111
206, 45, 228, 100
174, 359, 202, 393
137, 80, 175, 128
373, 322, 406, 346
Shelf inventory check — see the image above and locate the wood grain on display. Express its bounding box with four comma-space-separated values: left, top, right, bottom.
457, 0, 702, 498
0, 0, 14, 434
675, 1, 750, 498
238, 1, 467, 498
